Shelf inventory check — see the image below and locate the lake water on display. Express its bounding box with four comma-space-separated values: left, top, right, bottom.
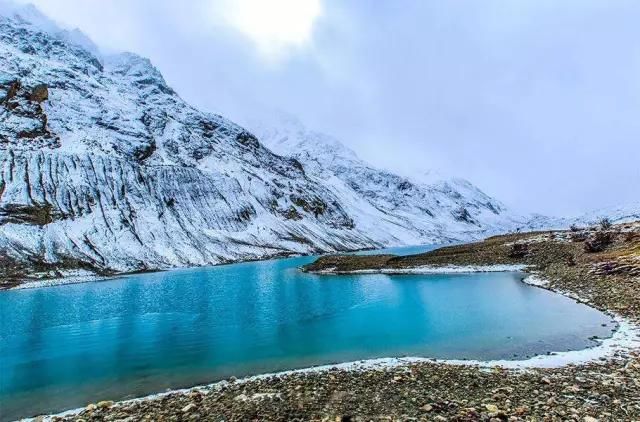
0, 247, 614, 420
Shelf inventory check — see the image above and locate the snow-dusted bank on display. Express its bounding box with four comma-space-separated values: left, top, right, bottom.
9, 270, 117, 290
311, 264, 528, 275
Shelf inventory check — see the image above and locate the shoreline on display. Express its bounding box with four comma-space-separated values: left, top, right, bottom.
5, 247, 396, 291
5, 252, 306, 291
10, 273, 124, 290
6, 243, 447, 291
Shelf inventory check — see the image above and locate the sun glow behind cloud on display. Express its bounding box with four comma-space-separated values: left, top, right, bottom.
219, 0, 322, 59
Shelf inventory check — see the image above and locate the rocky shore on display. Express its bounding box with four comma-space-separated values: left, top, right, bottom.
43, 221, 640, 421
42, 353, 639, 422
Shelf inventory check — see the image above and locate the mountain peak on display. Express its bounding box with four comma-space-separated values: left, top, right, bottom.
250, 115, 523, 243
57, 27, 100, 57
247, 112, 360, 164
104, 52, 174, 95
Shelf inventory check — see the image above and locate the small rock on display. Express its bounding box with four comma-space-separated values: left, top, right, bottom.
514, 406, 528, 415
97, 400, 114, 409
485, 404, 499, 413
235, 393, 249, 402
583, 417, 598, 422
181, 403, 197, 413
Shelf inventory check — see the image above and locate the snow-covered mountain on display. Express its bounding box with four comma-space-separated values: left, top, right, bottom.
250, 115, 640, 237
248, 114, 528, 245
1, 5, 635, 280
0, 6, 380, 277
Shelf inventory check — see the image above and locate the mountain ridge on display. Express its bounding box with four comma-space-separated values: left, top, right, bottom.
247, 113, 529, 245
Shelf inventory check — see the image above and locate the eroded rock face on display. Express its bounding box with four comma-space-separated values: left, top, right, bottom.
0, 203, 56, 225
0, 79, 20, 103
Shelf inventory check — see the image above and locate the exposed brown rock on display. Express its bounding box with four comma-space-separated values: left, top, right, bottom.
1, 79, 21, 104
29, 83, 49, 102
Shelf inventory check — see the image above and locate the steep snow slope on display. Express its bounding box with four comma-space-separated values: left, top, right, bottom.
249, 115, 526, 245
0, 7, 377, 276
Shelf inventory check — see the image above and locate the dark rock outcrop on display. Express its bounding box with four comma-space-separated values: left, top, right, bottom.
29, 83, 48, 102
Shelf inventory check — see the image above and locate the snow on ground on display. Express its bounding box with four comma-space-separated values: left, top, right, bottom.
522, 273, 550, 287
312, 264, 528, 275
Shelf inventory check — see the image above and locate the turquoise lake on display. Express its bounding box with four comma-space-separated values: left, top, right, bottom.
0, 245, 615, 420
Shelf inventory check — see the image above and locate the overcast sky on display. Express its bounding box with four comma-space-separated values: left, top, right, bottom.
12, 0, 640, 216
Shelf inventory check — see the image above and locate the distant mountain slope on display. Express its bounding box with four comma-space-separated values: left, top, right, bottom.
254, 116, 640, 236
249, 115, 527, 245
569, 202, 640, 227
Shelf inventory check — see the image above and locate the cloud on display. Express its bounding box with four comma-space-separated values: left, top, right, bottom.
214, 0, 323, 61
8, 0, 640, 215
